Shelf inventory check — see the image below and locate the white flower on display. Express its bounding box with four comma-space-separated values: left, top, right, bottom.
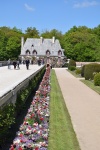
13, 139, 20, 144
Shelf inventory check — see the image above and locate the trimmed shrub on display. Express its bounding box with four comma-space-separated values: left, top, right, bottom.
69, 66, 76, 71
68, 59, 76, 68
81, 65, 86, 77
84, 63, 100, 80
94, 72, 100, 86
75, 68, 81, 74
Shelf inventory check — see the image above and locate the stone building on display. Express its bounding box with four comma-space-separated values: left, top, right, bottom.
19, 37, 65, 67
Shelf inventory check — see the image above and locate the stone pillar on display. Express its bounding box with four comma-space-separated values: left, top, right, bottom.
40, 37, 43, 44
21, 37, 24, 50
52, 36, 55, 43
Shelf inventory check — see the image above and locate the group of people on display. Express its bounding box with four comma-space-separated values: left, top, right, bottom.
37, 59, 44, 66
7, 59, 20, 70
7, 59, 30, 70
7, 58, 45, 70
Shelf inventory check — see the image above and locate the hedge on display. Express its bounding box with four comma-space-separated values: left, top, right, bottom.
84, 63, 100, 80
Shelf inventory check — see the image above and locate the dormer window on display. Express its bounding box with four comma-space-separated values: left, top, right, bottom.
58, 50, 62, 57
33, 50, 37, 55
26, 50, 30, 55
46, 50, 50, 57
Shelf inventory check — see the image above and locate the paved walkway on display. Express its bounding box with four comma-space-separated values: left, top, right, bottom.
0, 64, 43, 97
54, 68, 100, 150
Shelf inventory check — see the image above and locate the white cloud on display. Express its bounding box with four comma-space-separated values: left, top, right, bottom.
24, 3, 35, 11
73, 1, 99, 8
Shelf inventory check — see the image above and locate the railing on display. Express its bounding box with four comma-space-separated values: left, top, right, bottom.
0, 61, 8, 67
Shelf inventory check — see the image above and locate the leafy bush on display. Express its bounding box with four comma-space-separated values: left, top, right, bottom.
84, 63, 100, 80
75, 68, 81, 74
68, 59, 76, 70
0, 104, 15, 143
81, 65, 86, 77
94, 72, 100, 86
69, 66, 76, 71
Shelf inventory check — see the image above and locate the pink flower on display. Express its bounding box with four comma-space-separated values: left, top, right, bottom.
35, 147, 39, 150
18, 147, 23, 150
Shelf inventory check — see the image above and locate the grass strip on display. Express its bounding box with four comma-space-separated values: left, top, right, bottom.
81, 79, 100, 95
68, 69, 100, 95
48, 70, 81, 150
67, 69, 82, 78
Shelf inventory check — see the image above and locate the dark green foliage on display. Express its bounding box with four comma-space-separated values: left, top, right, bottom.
94, 73, 100, 86
69, 66, 76, 71
0, 26, 23, 60
75, 68, 81, 74
15, 66, 46, 114
15, 88, 30, 114
25, 27, 39, 39
81, 65, 86, 77
0, 104, 15, 143
84, 63, 100, 80
0, 66, 46, 145
68, 59, 76, 70
63, 26, 100, 61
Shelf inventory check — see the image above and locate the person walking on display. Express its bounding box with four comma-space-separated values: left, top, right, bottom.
17, 60, 20, 69
25, 59, 30, 70
7, 59, 11, 69
13, 60, 17, 69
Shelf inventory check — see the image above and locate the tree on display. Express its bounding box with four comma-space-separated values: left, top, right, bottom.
25, 27, 39, 38
6, 36, 21, 59
12, 26, 23, 34
40, 29, 64, 48
0, 30, 8, 60
63, 26, 100, 61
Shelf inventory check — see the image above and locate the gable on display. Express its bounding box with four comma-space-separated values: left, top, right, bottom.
21, 37, 64, 57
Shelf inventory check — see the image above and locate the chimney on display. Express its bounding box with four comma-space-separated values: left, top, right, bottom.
52, 36, 55, 43
40, 37, 43, 43
21, 37, 24, 49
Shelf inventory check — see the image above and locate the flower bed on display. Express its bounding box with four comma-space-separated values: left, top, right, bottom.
9, 67, 51, 150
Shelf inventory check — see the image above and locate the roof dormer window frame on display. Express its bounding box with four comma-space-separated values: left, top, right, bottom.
46, 50, 50, 57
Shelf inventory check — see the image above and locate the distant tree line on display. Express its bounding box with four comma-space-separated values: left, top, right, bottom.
0, 25, 100, 61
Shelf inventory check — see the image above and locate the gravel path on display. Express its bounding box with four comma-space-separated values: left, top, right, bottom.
54, 68, 100, 150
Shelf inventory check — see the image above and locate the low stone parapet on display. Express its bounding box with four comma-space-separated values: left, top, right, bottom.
0, 66, 45, 107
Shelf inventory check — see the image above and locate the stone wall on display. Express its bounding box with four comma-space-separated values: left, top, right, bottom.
0, 67, 44, 107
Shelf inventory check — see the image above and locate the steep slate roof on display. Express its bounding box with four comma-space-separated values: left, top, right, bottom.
21, 37, 64, 57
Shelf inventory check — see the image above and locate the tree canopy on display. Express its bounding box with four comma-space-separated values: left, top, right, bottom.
0, 25, 100, 62
63, 26, 100, 61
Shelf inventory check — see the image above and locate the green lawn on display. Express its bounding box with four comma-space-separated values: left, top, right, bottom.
48, 70, 80, 150
68, 69, 100, 95
67, 70, 82, 78
81, 79, 100, 95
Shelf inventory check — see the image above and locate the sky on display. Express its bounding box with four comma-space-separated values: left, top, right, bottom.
0, 0, 100, 34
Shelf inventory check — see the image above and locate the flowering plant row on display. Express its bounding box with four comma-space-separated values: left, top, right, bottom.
10, 67, 51, 150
